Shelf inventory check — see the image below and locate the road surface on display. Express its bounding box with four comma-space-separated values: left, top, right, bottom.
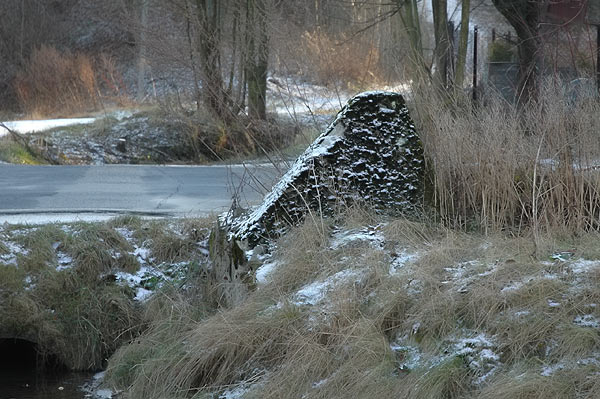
0, 164, 280, 224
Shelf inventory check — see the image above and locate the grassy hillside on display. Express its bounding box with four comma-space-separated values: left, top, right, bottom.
102, 208, 600, 398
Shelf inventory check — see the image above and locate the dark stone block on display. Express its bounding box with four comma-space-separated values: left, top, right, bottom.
232, 91, 424, 247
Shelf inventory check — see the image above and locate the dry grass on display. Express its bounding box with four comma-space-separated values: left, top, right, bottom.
102, 210, 600, 398
0, 217, 212, 372
14, 45, 99, 118
414, 81, 600, 243
300, 28, 384, 88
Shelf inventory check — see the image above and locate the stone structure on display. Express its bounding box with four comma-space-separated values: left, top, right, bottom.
208, 91, 425, 306
233, 90, 424, 246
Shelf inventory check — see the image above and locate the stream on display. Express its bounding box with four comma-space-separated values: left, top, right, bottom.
0, 369, 96, 399
0, 338, 100, 399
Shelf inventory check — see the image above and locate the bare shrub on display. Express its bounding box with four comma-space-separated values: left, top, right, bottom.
14, 45, 98, 117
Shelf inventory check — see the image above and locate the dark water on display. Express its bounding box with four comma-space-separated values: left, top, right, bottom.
0, 370, 93, 399
0, 338, 94, 399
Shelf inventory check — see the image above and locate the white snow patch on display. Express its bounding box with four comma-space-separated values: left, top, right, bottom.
94, 389, 114, 399
451, 333, 501, 385
389, 250, 419, 274
390, 342, 423, 371
133, 247, 151, 263
0, 118, 96, 136
513, 310, 531, 317
0, 240, 29, 266
330, 228, 384, 250
570, 259, 600, 274
135, 288, 153, 302
294, 269, 361, 306
256, 261, 278, 285
115, 227, 134, 242
547, 300, 561, 308
541, 363, 565, 377
219, 385, 250, 399
574, 314, 600, 328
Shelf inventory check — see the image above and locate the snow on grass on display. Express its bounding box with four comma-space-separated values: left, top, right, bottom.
114, 227, 134, 242
441, 260, 498, 293
0, 239, 28, 266
115, 265, 166, 302
294, 269, 362, 306
390, 331, 501, 384
330, 227, 384, 250
389, 250, 419, 274
541, 363, 566, 377
547, 299, 561, 308
218, 386, 250, 399
569, 259, 600, 274
574, 314, 600, 328
256, 261, 278, 285
451, 333, 501, 385
390, 341, 423, 372
0, 118, 96, 136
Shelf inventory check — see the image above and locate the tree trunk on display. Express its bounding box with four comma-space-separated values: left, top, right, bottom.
136, 0, 149, 103
246, 0, 268, 120
492, 0, 541, 105
455, 0, 470, 88
432, 0, 450, 91
397, 0, 430, 81
196, 0, 230, 120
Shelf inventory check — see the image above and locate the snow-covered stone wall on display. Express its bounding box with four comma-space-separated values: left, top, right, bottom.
233, 91, 424, 246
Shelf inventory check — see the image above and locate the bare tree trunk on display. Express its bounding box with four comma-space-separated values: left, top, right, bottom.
185, 0, 202, 110
492, 0, 541, 105
196, 0, 230, 120
397, 0, 430, 81
432, 0, 450, 91
137, 0, 149, 102
246, 0, 268, 120
455, 0, 470, 88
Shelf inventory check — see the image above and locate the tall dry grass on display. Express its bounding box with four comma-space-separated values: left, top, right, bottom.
14, 45, 98, 117
414, 81, 600, 242
300, 28, 384, 88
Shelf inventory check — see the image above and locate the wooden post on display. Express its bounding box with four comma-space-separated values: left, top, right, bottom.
473, 25, 478, 103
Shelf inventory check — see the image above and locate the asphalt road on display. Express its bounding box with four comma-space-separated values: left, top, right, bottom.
0, 164, 280, 223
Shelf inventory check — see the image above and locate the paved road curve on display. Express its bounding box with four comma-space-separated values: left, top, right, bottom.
0, 164, 280, 223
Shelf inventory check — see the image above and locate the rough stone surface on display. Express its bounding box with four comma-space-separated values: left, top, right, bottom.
231, 91, 424, 246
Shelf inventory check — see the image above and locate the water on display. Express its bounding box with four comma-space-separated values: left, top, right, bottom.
0, 369, 94, 399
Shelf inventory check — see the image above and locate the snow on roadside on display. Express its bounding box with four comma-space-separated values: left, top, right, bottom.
0, 118, 96, 136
